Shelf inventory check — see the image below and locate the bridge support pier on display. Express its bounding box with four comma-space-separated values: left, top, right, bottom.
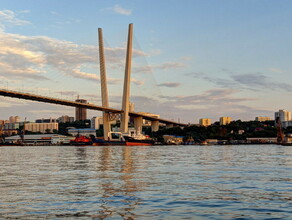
103, 112, 111, 140
151, 120, 159, 132
134, 116, 143, 135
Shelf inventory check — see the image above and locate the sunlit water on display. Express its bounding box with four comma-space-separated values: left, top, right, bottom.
0, 145, 291, 219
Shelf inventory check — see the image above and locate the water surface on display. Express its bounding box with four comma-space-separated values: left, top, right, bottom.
0, 145, 291, 219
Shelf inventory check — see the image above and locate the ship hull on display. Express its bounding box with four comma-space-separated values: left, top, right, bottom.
125, 141, 153, 146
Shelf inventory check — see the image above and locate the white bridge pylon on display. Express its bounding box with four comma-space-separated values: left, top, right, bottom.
98, 27, 111, 140
98, 23, 138, 140
98, 23, 148, 139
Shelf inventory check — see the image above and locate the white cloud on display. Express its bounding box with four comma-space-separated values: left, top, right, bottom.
112, 5, 132, 16
0, 30, 148, 82
0, 10, 30, 30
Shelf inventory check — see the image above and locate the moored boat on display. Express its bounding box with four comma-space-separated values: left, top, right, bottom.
93, 131, 154, 146
70, 135, 92, 145
123, 135, 154, 146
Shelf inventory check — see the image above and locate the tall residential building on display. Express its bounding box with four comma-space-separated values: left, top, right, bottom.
75, 99, 88, 121
199, 118, 211, 126
220, 117, 232, 125
58, 115, 74, 123
91, 116, 103, 130
9, 116, 20, 123
275, 109, 291, 122
255, 116, 271, 122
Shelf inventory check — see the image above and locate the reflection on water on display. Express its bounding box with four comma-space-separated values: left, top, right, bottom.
0, 145, 291, 219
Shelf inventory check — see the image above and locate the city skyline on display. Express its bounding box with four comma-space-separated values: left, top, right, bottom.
1, 0, 292, 123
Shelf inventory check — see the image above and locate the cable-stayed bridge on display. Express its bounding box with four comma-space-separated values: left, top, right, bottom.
0, 24, 187, 139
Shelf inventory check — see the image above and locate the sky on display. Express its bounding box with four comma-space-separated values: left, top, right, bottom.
0, 0, 292, 123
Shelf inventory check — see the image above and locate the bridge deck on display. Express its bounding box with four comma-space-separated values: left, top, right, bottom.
0, 89, 187, 126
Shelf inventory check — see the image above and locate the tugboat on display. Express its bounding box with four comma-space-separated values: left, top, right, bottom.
70, 133, 92, 146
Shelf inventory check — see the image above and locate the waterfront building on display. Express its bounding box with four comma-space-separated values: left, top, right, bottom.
220, 117, 232, 125
24, 122, 58, 133
58, 115, 75, 123
67, 128, 96, 137
4, 134, 74, 144
36, 118, 57, 123
4, 122, 21, 130
255, 116, 271, 122
91, 116, 103, 129
163, 135, 184, 145
282, 121, 292, 129
199, 118, 211, 126
75, 99, 88, 121
246, 137, 277, 144
275, 109, 292, 128
9, 116, 20, 123
2, 121, 26, 136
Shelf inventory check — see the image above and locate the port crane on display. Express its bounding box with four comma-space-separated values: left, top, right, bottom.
276, 117, 284, 144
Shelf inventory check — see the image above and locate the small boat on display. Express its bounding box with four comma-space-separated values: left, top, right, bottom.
70, 135, 92, 145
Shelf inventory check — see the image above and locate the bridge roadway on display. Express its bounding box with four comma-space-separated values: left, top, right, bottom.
0, 89, 187, 127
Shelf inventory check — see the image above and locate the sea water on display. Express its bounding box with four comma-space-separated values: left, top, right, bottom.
0, 144, 291, 219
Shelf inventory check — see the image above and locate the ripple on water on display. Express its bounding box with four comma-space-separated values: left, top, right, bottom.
0, 144, 291, 219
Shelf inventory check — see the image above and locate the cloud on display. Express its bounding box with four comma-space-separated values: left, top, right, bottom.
269, 68, 284, 73
0, 30, 147, 82
186, 71, 292, 92
133, 61, 186, 74
0, 10, 30, 30
0, 96, 29, 107
56, 91, 78, 97
19, 10, 30, 14
126, 89, 268, 123
131, 78, 144, 86
160, 89, 255, 106
158, 82, 180, 88
231, 73, 292, 92
112, 5, 132, 15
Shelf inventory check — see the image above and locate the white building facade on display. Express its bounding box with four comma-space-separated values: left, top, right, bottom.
24, 123, 58, 133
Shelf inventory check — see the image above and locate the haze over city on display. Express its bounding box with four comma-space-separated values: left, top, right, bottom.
1, 0, 292, 123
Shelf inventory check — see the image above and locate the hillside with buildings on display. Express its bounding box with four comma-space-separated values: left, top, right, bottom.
1, 108, 292, 145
